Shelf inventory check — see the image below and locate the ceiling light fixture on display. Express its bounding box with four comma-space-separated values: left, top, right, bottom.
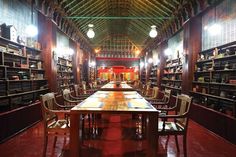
149, 25, 157, 38
87, 24, 95, 38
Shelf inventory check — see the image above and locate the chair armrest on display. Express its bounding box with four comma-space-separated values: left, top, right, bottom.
150, 98, 163, 102
151, 102, 167, 105
63, 98, 82, 103
156, 105, 177, 111
54, 101, 75, 109
70, 94, 86, 100
159, 114, 186, 119
145, 97, 156, 101
52, 110, 71, 114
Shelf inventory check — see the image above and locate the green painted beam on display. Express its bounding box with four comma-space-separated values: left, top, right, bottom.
65, 16, 174, 20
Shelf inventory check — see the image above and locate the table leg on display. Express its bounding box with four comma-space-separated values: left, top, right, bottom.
146, 112, 158, 157
70, 113, 80, 157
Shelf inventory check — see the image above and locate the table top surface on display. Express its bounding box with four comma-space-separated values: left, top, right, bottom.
71, 91, 157, 113
101, 81, 132, 89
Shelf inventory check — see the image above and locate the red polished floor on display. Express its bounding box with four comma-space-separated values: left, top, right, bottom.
0, 114, 236, 157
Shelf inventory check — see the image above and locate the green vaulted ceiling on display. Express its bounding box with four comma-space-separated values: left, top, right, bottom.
42, 0, 219, 53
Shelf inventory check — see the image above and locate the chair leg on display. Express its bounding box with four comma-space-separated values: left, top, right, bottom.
43, 135, 48, 157
183, 135, 187, 157
174, 135, 180, 152
53, 136, 57, 147
165, 135, 169, 149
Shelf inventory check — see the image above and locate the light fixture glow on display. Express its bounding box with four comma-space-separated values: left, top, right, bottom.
208, 23, 222, 36
87, 24, 95, 38
164, 48, 172, 56
25, 24, 38, 37
90, 61, 96, 67
148, 58, 153, 64
95, 48, 100, 53
68, 48, 74, 55
156, 58, 160, 64
145, 62, 148, 68
140, 62, 144, 68
135, 49, 140, 55
149, 25, 158, 38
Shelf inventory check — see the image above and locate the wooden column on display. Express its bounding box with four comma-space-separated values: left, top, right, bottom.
38, 13, 57, 92
74, 43, 83, 83
182, 16, 202, 94
157, 41, 167, 89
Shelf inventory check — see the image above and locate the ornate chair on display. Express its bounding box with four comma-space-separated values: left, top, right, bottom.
81, 81, 96, 95
157, 94, 192, 157
73, 84, 91, 98
40, 93, 70, 157
62, 88, 85, 106
145, 87, 159, 101
141, 83, 151, 97
150, 88, 172, 109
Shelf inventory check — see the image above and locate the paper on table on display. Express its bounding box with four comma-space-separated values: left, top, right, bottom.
124, 94, 142, 99
91, 93, 108, 98
128, 99, 151, 109
80, 98, 103, 108
123, 91, 137, 95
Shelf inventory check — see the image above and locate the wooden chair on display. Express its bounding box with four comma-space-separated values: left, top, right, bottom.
73, 84, 91, 98
63, 88, 95, 132
62, 88, 85, 105
81, 81, 96, 95
145, 87, 159, 101
40, 93, 70, 157
157, 94, 192, 157
141, 83, 151, 97
150, 88, 172, 108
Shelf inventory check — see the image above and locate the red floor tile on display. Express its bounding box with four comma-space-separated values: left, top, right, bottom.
0, 115, 236, 157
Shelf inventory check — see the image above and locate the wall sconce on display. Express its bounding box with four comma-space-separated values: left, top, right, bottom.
25, 24, 38, 37
89, 61, 96, 67
156, 58, 160, 65
148, 58, 153, 64
149, 25, 157, 38
164, 48, 172, 57
140, 62, 144, 68
207, 23, 222, 36
87, 24, 95, 38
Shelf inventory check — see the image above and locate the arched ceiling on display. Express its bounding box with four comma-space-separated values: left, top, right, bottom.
43, 0, 214, 53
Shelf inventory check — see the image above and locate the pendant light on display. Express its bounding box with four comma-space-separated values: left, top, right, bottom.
87, 24, 95, 38
149, 25, 157, 38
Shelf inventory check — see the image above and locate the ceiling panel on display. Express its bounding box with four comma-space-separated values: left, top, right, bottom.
46, 0, 200, 53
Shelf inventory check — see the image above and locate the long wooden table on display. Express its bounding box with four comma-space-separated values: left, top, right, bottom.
100, 81, 134, 91
70, 91, 158, 157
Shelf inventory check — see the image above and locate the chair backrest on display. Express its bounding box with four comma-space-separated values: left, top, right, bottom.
40, 93, 57, 124
144, 84, 151, 96
74, 84, 81, 97
174, 94, 192, 127
62, 88, 72, 105
93, 81, 97, 88
82, 81, 87, 94
151, 87, 159, 98
162, 89, 172, 104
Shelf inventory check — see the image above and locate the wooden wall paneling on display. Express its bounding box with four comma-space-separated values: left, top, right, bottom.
157, 41, 168, 89
69, 39, 77, 84
146, 51, 153, 83
0, 102, 41, 143
74, 43, 80, 83
182, 16, 202, 94
38, 13, 57, 92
